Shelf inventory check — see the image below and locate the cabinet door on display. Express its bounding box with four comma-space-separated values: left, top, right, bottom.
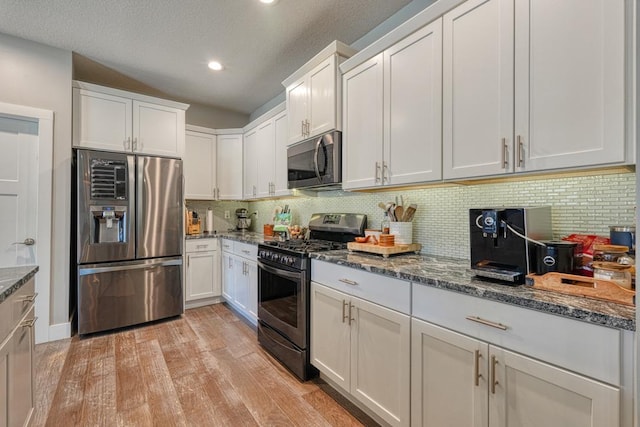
489, 346, 620, 427
273, 111, 291, 197
256, 120, 275, 198
133, 101, 185, 158
234, 257, 249, 311
72, 88, 132, 152
243, 129, 257, 200
185, 251, 218, 301
443, 0, 514, 179
184, 131, 216, 199
411, 319, 488, 427
286, 77, 308, 144
216, 134, 243, 200
221, 251, 234, 302
246, 260, 258, 324
384, 19, 443, 186
308, 56, 337, 138
342, 54, 384, 190
8, 307, 34, 427
350, 295, 410, 427
310, 282, 350, 391
514, 0, 625, 172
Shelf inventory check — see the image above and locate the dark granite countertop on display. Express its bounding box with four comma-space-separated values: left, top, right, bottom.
186, 231, 264, 245
310, 251, 635, 331
0, 266, 39, 304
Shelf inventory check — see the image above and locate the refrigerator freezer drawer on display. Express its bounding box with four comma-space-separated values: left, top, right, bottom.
78, 257, 183, 335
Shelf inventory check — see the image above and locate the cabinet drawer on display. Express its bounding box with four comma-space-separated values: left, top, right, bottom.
185, 239, 217, 253
0, 278, 36, 344
235, 241, 258, 259
311, 260, 410, 315
220, 239, 234, 252
412, 284, 621, 386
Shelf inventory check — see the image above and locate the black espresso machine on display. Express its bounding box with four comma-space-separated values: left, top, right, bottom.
470, 207, 552, 284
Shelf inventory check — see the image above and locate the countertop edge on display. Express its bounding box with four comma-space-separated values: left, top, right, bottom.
0, 266, 39, 305
310, 253, 635, 332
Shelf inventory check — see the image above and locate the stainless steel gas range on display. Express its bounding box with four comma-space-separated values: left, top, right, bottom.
257, 213, 367, 381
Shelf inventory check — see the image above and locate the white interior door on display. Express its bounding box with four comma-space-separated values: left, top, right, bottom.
0, 116, 38, 266
0, 102, 53, 344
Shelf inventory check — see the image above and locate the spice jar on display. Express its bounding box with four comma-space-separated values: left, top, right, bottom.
592, 244, 632, 264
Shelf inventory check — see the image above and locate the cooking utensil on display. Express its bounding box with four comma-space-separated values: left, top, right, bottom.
378, 202, 387, 210
395, 205, 404, 222
402, 204, 417, 222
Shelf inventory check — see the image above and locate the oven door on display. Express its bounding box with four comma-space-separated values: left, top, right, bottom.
257, 259, 307, 349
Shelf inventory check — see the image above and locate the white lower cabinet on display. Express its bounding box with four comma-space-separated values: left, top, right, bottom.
311, 281, 410, 427
221, 240, 258, 325
185, 239, 220, 308
411, 318, 619, 427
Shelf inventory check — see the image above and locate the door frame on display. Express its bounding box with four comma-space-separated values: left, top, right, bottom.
0, 101, 53, 344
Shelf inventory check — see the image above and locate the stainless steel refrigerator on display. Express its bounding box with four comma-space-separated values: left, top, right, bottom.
75, 149, 183, 335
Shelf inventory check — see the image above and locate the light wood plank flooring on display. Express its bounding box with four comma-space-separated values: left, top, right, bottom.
33, 304, 377, 426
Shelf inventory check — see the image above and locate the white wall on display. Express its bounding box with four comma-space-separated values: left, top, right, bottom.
0, 33, 72, 336
186, 102, 249, 129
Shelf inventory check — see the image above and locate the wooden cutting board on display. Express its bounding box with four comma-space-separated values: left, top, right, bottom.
526, 272, 635, 306
347, 242, 422, 258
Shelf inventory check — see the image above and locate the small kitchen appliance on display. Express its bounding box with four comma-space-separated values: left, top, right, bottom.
470, 207, 552, 284
235, 208, 253, 230
257, 213, 366, 380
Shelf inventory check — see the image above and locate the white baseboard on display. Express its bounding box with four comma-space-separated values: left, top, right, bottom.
47, 322, 72, 342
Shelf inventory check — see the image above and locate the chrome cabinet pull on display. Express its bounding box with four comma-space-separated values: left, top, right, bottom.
21, 293, 38, 303
124, 137, 131, 150
517, 135, 524, 167
305, 119, 310, 136
342, 300, 348, 323
301, 120, 305, 136
339, 278, 358, 286
241, 250, 251, 255
20, 317, 37, 328
382, 162, 389, 183
196, 244, 208, 249
374, 162, 381, 183
348, 302, 355, 325
466, 316, 508, 331
474, 350, 483, 386
491, 355, 499, 394
501, 138, 508, 168
133, 137, 138, 151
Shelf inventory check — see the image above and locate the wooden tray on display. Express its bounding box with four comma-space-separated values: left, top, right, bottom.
526, 272, 635, 306
347, 242, 422, 258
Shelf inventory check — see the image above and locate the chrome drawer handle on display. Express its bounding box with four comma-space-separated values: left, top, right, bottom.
196, 245, 208, 249
21, 293, 38, 303
20, 317, 37, 328
241, 250, 251, 255
465, 316, 508, 331
339, 278, 358, 286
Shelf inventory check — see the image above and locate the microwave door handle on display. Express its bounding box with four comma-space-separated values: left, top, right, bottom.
313, 137, 323, 183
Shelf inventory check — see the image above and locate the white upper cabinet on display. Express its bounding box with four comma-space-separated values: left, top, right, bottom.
343, 20, 443, 190
513, 0, 626, 172
342, 54, 384, 190
283, 41, 357, 145
256, 120, 275, 198
442, 0, 627, 180
242, 128, 258, 200
442, 0, 514, 180
241, 103, 288, 200
216, 133, 243, 200
73, 81, 188, 158
273, 110, 290, 197
184, 130, 216, 200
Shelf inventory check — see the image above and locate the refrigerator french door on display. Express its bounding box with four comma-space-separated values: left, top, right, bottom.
76, 150, 184, 335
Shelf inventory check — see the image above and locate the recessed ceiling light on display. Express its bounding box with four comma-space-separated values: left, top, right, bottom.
260, 0, 278, 4
208, 61, 223, 71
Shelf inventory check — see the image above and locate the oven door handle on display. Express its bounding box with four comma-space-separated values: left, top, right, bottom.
258, 261, 303, 281
313, 137, 323, 183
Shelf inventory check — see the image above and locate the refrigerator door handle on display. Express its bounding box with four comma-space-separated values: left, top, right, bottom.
78, 258, 183, 276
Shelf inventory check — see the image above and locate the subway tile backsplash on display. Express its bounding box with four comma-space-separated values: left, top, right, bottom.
248, 172, 636, 259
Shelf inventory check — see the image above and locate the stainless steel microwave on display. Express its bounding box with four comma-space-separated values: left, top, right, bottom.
287, 131, 342, 190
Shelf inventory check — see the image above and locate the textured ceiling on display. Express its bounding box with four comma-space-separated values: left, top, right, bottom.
0, 0, 413, 114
